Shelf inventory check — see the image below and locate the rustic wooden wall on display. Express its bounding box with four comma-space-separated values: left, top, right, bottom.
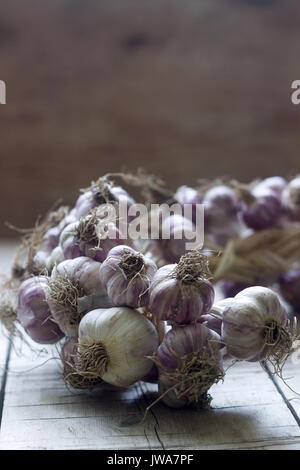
0, 0, 300, 237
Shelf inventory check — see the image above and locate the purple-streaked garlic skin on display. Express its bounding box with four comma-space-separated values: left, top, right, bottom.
198, 314, 222, 337
203, 185, 241, 217
254, 176, 287, 196
17, 276, 64, 344
203, 185, 243, 247
219, 280, 253, 298
49, 257, 111, 337
52, 257, 104, 296
31, 210, 77, 274
222, 286, 288, 362
161, 215, 198, 263
99, 245, 157, 308
59, 220, 126, 263
59, 222, 82, 259
198, 298, 233, 337
282, 177, 300, 221
156, 323, 224, 408
43, 209, 77, 254
149, 264, 215, 324
174, 185, 201, 206
33, 246, 65, 276
174, 186, 202, 224
75, 185, 135, 219
242, 187, 283, 231
279, 269, 300, 310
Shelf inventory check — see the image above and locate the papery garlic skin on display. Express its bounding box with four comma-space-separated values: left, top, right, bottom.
242, 187, 283, 231
75, 184, 135, 219
174, 186, 202, 224
32, 209, 77, 274
78, 307, 158, 387
161, 215, 198, 263
222, 286, 288, 361
254, 177, 287, 196
198, 297, 233, 337
203, 185, 244, 247
99, 245, 157, 308
149, 264, 215, 324
48, 257, 111, 337
17, 276, 64, 344
59, 218, 125, 263
155, 323, 224, 408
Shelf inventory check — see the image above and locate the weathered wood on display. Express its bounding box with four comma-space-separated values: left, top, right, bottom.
0, 243, 17, 426
1, 350, 299, 449
265, 358, 300, 426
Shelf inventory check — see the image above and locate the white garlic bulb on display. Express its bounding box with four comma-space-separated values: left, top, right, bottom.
222, 286, 290, 362
77, 307, 158, 387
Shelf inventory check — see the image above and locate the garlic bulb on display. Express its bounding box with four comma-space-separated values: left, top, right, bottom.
17, 276, 64, 344
160, 214, 198, 263
48, 257, 111, 336
155, 323, 224, 408
59, 211, 126, 263
76, 307, 158, 387
99, 245, 157, 308
242, 186, 283, 231
75, 177, 135, 219
203, 185, 243, 246
222, 286, 291, 362
254, 176, 287, 196
32, 209, 76, 274
174, 185, 202, 224
149, 251, 215, 325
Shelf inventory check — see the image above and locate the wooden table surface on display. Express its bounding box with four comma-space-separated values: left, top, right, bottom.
0, 243, 300, 450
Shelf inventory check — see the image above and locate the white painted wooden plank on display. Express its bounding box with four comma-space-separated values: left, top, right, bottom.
0, 340, 163, 450
266, 357, 300, 421
1, 349, 300, 450
0, 242, 17, 388
138, 361, 300, 450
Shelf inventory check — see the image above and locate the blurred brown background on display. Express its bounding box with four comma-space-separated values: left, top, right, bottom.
0, 0, 300, 237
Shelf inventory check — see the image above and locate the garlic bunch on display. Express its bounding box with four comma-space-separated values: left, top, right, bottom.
76, 307, 158, 387
99, 245, 157, 308
17, 276, 64, 344
222, 286, 291, 362
149, 251, 215, 325
48, 257, 111, 336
